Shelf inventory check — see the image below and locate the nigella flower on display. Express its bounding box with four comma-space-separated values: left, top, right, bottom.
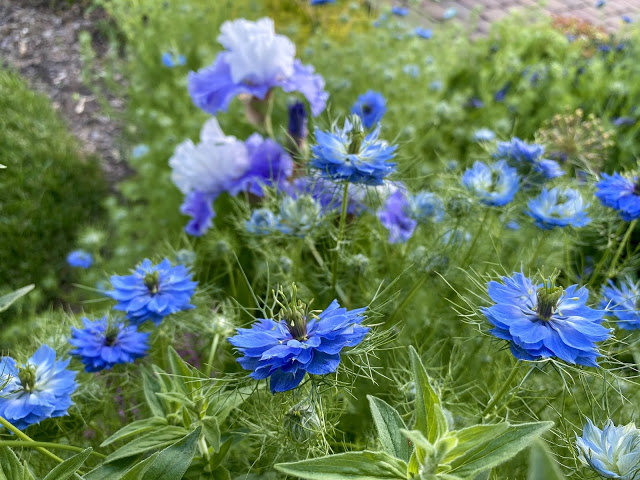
494, 137, 545, 164
415, 27, 432, 39
310, 115, 397, 186
468, 97, 484, 109
443, 7, 457, 19
622, 15, 633, 24
228, 289, 369, 393
351, 91, 387, 129
601, 278, 640, 330
483, 272, 610, 366
105, 259, 197, 326
67, 250, 93, 269
595, 173, 640, 221
188, 18, 328, 117
408, 191, 445, 223
462, 160, 519, 207
494, 82, 511, 102
0, 345, 77, 430
472, 128, 495, 142
391, 6, 408, 16
534, 158, 565, 179
131, 144, 150, 159
526, 187, 590, 230
576, 418, 640, 479
595, 0, 606, 7
275, 195, 323, 237
162, 52, 186, 68
70, 317, 150, 372
246, 208, 278, 235
403, 64, 420, 78
377, 190, 417, 244
310, 0, 335, 4
613, 117, 636, 127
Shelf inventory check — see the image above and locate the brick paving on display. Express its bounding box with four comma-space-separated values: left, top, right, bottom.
410, 0, 640, 35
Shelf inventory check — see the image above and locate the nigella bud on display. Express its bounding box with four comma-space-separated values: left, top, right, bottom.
446, 196, 472, 218
348, 254, 370, 275
175, 249, 196, 267
284, 401, 321, 443
279, 255, 294, 274
287, 100, 308, 149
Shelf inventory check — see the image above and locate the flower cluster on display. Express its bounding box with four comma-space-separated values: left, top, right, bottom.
228, 291, 368, 393
483, 272, 610, 366
188, 18, 327, 117
0, 346, 77, 430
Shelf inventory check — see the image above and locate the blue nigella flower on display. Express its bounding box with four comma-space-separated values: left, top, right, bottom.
106, 259, 197, 326
622, 15, 633, 24
188, 18, 328, 117
391, 6, 409, 16
462, 160, 520, 207
535, 159, 565, 179
601, 278, 640, 330
595, 0, 606, 7
495, 137, 545, 163
506, 220, 520, 230
409, 191, 445, 223
288, 100, 308, 144
468, 97, 484, 109
429, 80, 443, 91
310, 115, 397, 186
443, 7, 457, 19
310, 0, 335, 4
595, 173, 640, 221
403, 64, 420, 78
483, 272, 610, 366
613, 116, 636, 126
494, 82, 511, 101
377, 190, 417, 244
246, 208, 278, 235
472, 128, 496, 142
162, 52, 186, 68
351, 91, 387, 129
526, 187, 590, 230
131, 144, 150, 159
70, 317, 150, 372
276, 195, 323, 237
415, 27, 432, 39
576, 418, 640, 479
180, 191, 215, 237
67, 250, 93, 269
0, 345, 77, 430
228, 294, 369, 393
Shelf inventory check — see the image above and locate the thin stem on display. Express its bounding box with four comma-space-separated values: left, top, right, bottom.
305, 238, 348, 304
226, 258, 237, 300
386, 276, 427, 327
205, 333, 221, 378
480, 363, 521, 417
264, 94, 275, 140
0, 441, 106, 458
588, 222, 626, 288
331, 183, 350, 294
607, 219, 638, 278
462, 208, 490, 264
0, 416, 64, 464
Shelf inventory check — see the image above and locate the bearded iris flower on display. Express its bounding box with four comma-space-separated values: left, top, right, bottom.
0, 345, 77, 430
462, 160, 519, 207
482, 272, 610, 366
595, 173, 640, 221
310, 115, 397, 186
576, 418, 640, 479
70, 317, 149, 372
228, 289, 368, 393
351, 91, 387, 129
526, 187, 590, 230
601, 278, 640, 330
106, 259, 197, 326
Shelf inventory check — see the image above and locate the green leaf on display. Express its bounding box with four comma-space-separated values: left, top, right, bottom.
166, 347, 196, 395
210, 437, 233, 468
0, 447, 34, 480
442, 424, 508, 464
527, 440, 565, 480
42, 448, 92, 480
84, 458, 138, 480
141, 427, 201, 480
367, 395, 410, 462
446, 421, 554, 478
0, 285, 34, 313
201, 416, 221, 452
119, 453, 159, 480
409, 346, 447, 443
473, 470, 491, 480
142, 369, 165, 417
209, 386, 254, 422
103, 426, 189, 463
275, 451, 407, 480
100, 417, 168, 447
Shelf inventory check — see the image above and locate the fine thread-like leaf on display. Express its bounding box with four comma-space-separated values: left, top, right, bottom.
367, 395, 411, 462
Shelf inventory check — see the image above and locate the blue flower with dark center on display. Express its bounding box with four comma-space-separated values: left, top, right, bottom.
526, 187, 590, 230
534, 158, 565, 179
576, 418, 640, 479
67, 250, 93, 269
70, 317, 150, 372
472, 128, 495, 142
462, 160, 519, 207
408, 191, 445, 223
614, 116, 636, 127
0, 345, 77, 430
246, 208, 278, 235
106, 259, 197, 326
415, 27, 432, 39
310, 0, 335, 4
310, 115, 397, 186
494, 137, 545, 164
483, 272, 610, 366
494, 82, 511, 101
162, 52, 186, 68
595, 173, 640, 221
351, 91, 387, 129
391, 6, 408, 16
228, 289, 369, 393
601, 278, 640, 330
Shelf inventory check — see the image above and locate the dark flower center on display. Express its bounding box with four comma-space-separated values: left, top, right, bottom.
104, 325, 120, 347
536, 277, 564, 321
18, 365, 37, 392
347, 115, 365, 155
362, 104, 372, 115
143, 271, 160, 294
276, 284, 310, 341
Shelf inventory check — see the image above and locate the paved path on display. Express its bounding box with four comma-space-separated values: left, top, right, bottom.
414, 0, 640, 34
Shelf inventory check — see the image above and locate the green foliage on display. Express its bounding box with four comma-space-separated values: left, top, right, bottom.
0, 68, 106, 309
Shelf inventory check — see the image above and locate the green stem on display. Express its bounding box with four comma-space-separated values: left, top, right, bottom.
331, 183, 350, 294
305, 238, 348, 304
226, 258, 237, 299
205, 334, 221, 377
588, 222, 626, 288
607, 219, 637, 278
480, 363, 521, 417
0, 416, 64, 464
462, 209, 490, 264
264, 94, 275, 140
0, 440, 106, 458
386, 276, 427, 326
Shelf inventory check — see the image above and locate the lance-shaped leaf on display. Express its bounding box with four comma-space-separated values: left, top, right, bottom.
275, 451, 408, 480
103, 426, 188, 463
0, 446, 35, 480
141, 427, 201, 480
42, 448, 92, 480
0, 285, 34, 313
527, 440, 566, 480
100, 417, 168, 447
409, 346, 448, 443
367, 395, 411, 462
